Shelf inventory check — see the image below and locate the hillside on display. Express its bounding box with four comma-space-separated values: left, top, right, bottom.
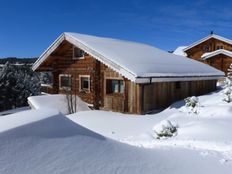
0, 57, 38, 65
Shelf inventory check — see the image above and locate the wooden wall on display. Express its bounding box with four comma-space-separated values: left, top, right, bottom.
204, 54, 231, 74
185, 37, 232, 75
36, 40, 218, 114
185, 38, 232, 60
141, 80, 217, 113
42, 41, 101, 105
100, 65, 141, 114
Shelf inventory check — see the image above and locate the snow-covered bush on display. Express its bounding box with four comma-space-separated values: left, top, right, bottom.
222, 87, 231, 103
222, 64, 232, 103
153, 120, 177, 139
184, 96, 200, 114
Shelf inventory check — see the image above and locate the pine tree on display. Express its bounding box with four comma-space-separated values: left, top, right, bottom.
0, 62, 40, 111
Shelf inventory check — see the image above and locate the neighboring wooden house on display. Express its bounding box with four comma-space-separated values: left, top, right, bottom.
174, 34, 232, 75
32, 32, 224, 114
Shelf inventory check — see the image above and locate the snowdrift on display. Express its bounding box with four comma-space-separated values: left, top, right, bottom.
68, 90, 232, 164
0, 109, 231, 174
28, 94, 90, 114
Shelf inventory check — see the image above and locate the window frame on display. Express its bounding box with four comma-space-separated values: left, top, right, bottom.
106, 79, 124, 95
216, 45, 224, 50
73, 46, 85, 60
79, 75, 90, 93
59, 74, 72, 90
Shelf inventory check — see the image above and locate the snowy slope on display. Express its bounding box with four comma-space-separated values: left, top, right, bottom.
68, 89, 232, 163
0, 107, 29, 116
0, 109, 231, 174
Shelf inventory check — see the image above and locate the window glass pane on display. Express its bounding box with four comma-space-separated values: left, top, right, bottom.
80, 76, 90, 91
60, 76, 71, 88
82, 78, 89, 89
112, 80, 119, 93
74, 47, 84, 58
106, 79, 124, 94
119, 80, 124, 93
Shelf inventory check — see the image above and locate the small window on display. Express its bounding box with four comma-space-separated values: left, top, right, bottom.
203, 45, 210, 52
216, 45, 224, 50
175, 82, 181, 90
79, 75, 90, 92
59, 74, 72, 89
106, 79, 124, 94
73, 46, 85, 59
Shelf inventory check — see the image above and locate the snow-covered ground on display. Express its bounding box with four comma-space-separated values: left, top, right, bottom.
1, 89, 232, 173
0, 107, 30, 116
68, 89, 232, 164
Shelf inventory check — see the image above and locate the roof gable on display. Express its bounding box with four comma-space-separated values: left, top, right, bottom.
33, 32, 224, 83
201, 49, 232, 60
183, 34, 232, 52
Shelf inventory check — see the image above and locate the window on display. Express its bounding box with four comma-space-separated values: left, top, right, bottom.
79, 75, 90, 92
216, 45, 224, 50
175, 82, 181, 90
106, 79, 124, 94
73, 46, 85, 59
203, 45, 210, 52
59, 74, 72, 89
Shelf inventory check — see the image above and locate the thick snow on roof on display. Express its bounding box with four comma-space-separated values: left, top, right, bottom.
201, 49, 232, 60
173, 46, 187, 56
33, 32, 224, 82
28, 94, 90, 115
184, 34, 232, 52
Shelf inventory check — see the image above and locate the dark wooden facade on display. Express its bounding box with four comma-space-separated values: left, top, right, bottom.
37, 41, 218, 114
185, 37, 232, 74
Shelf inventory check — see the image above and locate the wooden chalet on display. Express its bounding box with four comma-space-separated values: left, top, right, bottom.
32, 32, 224, 114
174, 34, 232, 75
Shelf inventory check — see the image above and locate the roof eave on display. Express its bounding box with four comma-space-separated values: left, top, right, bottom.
32, 33, 66, 71
32, 32, 137, 82
135, 75, 224, 84
183, 34, 232, 52
202, 49, 232, 60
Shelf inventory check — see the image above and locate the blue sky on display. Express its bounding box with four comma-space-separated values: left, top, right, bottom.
0, 0, 232, 58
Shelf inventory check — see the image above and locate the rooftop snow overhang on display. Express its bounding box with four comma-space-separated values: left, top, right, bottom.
201, 49, 232, 60
32, 33, 137, 82
33, 32, 225, 84
183, 34, 232, 52
134, 75, 224, 84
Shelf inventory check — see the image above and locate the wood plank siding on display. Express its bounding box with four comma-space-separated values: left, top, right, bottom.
141, 80, 217, 113
185, 37, 232, 75
36, 41, 218, 114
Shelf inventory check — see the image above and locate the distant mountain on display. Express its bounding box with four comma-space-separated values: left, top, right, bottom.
0, 57, 38, 65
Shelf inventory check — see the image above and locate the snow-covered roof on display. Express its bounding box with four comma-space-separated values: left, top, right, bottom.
173, 46, 187, 56
33, 32, 224, 83
183, 34, 232, 52
201, 49, 232, 60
